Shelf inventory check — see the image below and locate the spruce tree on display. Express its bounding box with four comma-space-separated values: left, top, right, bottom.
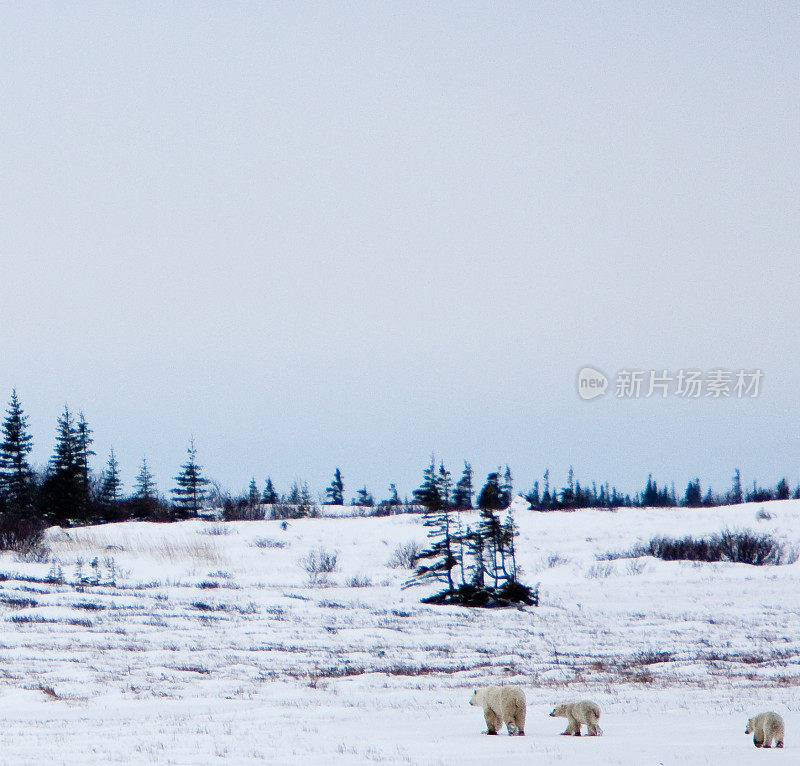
412, 506, 459, 593
501, 511, 519, 583
500, 465, 513, 508
413, 456, 442, 511
171, 440, 208, 516
541, 469, 552, 509
525, 481, 540, 510
134, 457, 157, 500
286, 481, 302, 504
285, 480, 313, 516
560, 466, 575, 508
248, 477, 260, 506
684, 478, 702, 507
477, 472, 504, 511
466, 529, 486, 587
100, 448, 123, 503
643, 474, 657, 507
410, 456, 459, 593
408, 460, 533, 607
436, 462, 452, 508
262, 477, 279, 504
45, 405, 88, 523
729, 469, 743, 504
0, 389, 35, 510
477, 502, 504, 588
325, 468, 344, 505
452, 462, 473, 509
355, 486, 374, 507
299, 482, 314, 513
75, 412, 95, 502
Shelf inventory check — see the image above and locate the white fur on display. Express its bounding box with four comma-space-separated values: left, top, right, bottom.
746, 712, 784, 749
469, 686, 526, 736
550, 700, 603, 736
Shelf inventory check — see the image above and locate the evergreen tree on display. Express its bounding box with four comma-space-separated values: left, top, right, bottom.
642, 474, 657, 507
171, 439, 208, 516
100, 448, 123, 503
261, 477, 279, 504
436, 462, 452, 508
541, 469, 552, 509
452, 462, 473, 509
408, 456, 459, 593
407, 461, 533, 607
300, 482, 314, 512
473, 503, 523, 590
325, 468, 344, 505
465, 529, 486, 586
501, 511, 519, 582
286, 480, 314, 516
134, 457, 157, 500
386, 483, 400, 505
684, 478, 703, 508
286, 481, 302, 504
500, 465, 513, 508
0, 389, 35, 510
574, 477, 587, 505
477, 503, 505, 587
728, 468, 743, 504
413, 456, 443, 512
74, 412, 95, 501
248, 477, 260, 506
525, 481, 540, 510
44, 405, 89, 523
776, 477, 791, 500
477, 472, 504, 511
746, 480, 774, 503
355, 486, 374, 506
560, 466, 575, 508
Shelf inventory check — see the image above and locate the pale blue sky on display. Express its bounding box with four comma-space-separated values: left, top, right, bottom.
2, 2, 798, 501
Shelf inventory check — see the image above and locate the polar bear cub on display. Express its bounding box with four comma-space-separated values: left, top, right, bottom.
550, 700, 603, 736
469, 686, 526, 736
745, 712, 784, 749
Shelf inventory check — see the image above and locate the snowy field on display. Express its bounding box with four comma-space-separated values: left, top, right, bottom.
1, 500, 799, 764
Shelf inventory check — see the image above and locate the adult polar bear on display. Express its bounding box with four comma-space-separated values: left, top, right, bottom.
746, 712, 785, 749
469, 686, 526, 736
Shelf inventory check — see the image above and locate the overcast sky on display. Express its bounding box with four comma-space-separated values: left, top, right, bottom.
2, 2, 798, 502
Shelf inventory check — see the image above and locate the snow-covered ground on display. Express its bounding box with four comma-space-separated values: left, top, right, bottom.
1, 500, 799, 764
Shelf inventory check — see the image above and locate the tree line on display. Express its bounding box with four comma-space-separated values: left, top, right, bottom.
1, 390, 797, 548
0, 391, 212, 541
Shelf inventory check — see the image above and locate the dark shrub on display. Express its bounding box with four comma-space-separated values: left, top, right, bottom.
607, 530, 793, 566
0, 512, 46, 553
223, 500, 264, 521
716, 530, 785, 565
422, 581, 539, 608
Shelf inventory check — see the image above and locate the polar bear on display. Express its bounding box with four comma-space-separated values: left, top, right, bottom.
550, 700, 603, 736
746, 712, 784, 749
469, 686, 526, 735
